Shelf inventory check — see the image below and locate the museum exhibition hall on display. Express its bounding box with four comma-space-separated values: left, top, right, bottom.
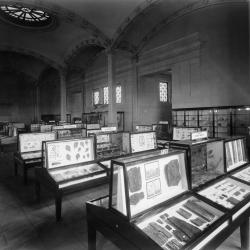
0, 0, 250, 249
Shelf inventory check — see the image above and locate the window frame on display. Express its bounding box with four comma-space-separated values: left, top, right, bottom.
103, 86, 109, 105
159, 81, 169, 103
93, 89, 100, 106
115, 84, 122, 104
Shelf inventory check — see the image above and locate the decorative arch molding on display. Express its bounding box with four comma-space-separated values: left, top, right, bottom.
111, 0, 160, 49
0, 68, 36, 82
0, 45, 64, 70
0, 0, 110, 46
38, 66, 60, 85
64, 39, 106, 64
136, 0, 247, 54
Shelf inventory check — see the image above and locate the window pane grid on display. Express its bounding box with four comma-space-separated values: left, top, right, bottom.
116, 85, 122, 103
103, 86, 109, 104
93, 90, 100, 105
159, 82, 168, 102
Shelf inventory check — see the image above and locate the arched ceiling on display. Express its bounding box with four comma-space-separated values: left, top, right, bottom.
0, 51, 48, 81
0, 0, 245, 76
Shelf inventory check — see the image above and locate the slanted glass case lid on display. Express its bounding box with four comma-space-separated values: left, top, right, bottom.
19, 131, 56, 154
44, 137, 95, 169
225, 138, 247, 171
136, 195, 225, 250
130, 131, 157, 153
110, 151, 188, 219
199, 177, 250, 210
232, 165, 250, 183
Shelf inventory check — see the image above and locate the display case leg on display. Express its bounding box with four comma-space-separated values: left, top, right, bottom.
35, 181, 40, 202
87, 222, 96, 250
240, 218, 249, 250
23, 167, 28, 185
55, 193, 62, 221
14, 162, 18, 176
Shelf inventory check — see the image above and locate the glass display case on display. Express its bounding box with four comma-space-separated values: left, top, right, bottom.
14, 131, 57, 184
94, 132, 130, 161
36, 137, 109, 220
135, 125, 153, 132
30, 124, 41, 132
18, 131, 56, 160
198, 177, 250, 220
128, 131, 157, 154
42, 137, 107, 189
82, 112, 101, 125
96, 151, 228, 249
40, 124, 52, 132
231, 165, 250, 184
170, 138, 225, 189
224, 136, 247, 172
152, 123, 170, 140
83, 123, 101, 130
172, 127, 201, 141
56, 128, 86, 139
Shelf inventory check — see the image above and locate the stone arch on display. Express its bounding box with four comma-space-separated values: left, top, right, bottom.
111, 0, 159, 50
0, 45, 64, 70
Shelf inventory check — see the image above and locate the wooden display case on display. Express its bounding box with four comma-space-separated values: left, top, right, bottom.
170, 137, 225, 189
96, 131, 158, 172
86, 150, 239, 250
14, 131, 56, 184
197, 177, 250, 222
94, 132, 130, 161
35, 137, 109, 220
172, 127, 202, 141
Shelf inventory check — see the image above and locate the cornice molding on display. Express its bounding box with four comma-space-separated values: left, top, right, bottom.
137, 0, 247, 54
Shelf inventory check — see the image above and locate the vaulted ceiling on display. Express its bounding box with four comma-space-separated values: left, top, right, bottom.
0, 0, 243, 80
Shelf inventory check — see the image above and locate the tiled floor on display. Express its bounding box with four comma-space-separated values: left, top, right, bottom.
0, 152, 244, 250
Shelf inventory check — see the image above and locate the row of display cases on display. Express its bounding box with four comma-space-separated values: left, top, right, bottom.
172, 105, 250, 138
34, 131, 161, 220
86, 137, 250, 250
14, 130, 158, 185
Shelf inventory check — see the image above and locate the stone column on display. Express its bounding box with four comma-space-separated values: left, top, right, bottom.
59, 70, 67, 122
107, 48, 117, 126
131, 55, 139, 130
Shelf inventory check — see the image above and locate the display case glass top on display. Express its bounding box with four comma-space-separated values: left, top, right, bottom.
110, 151, 188, 219
44, 137, 95, 169
173, 127, 201, 141
135, 125, 153, 132
83, 123, 100, 130
49, 163, 104, 183
199, 177, 250, 210
232, 165, 250, 183
18, 131, 56, 156
136, 194, 224, 250
130, 131, 157, 153
225, 137, 247, 171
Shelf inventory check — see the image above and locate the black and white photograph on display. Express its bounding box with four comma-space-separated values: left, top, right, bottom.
0, 0, 250, 249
